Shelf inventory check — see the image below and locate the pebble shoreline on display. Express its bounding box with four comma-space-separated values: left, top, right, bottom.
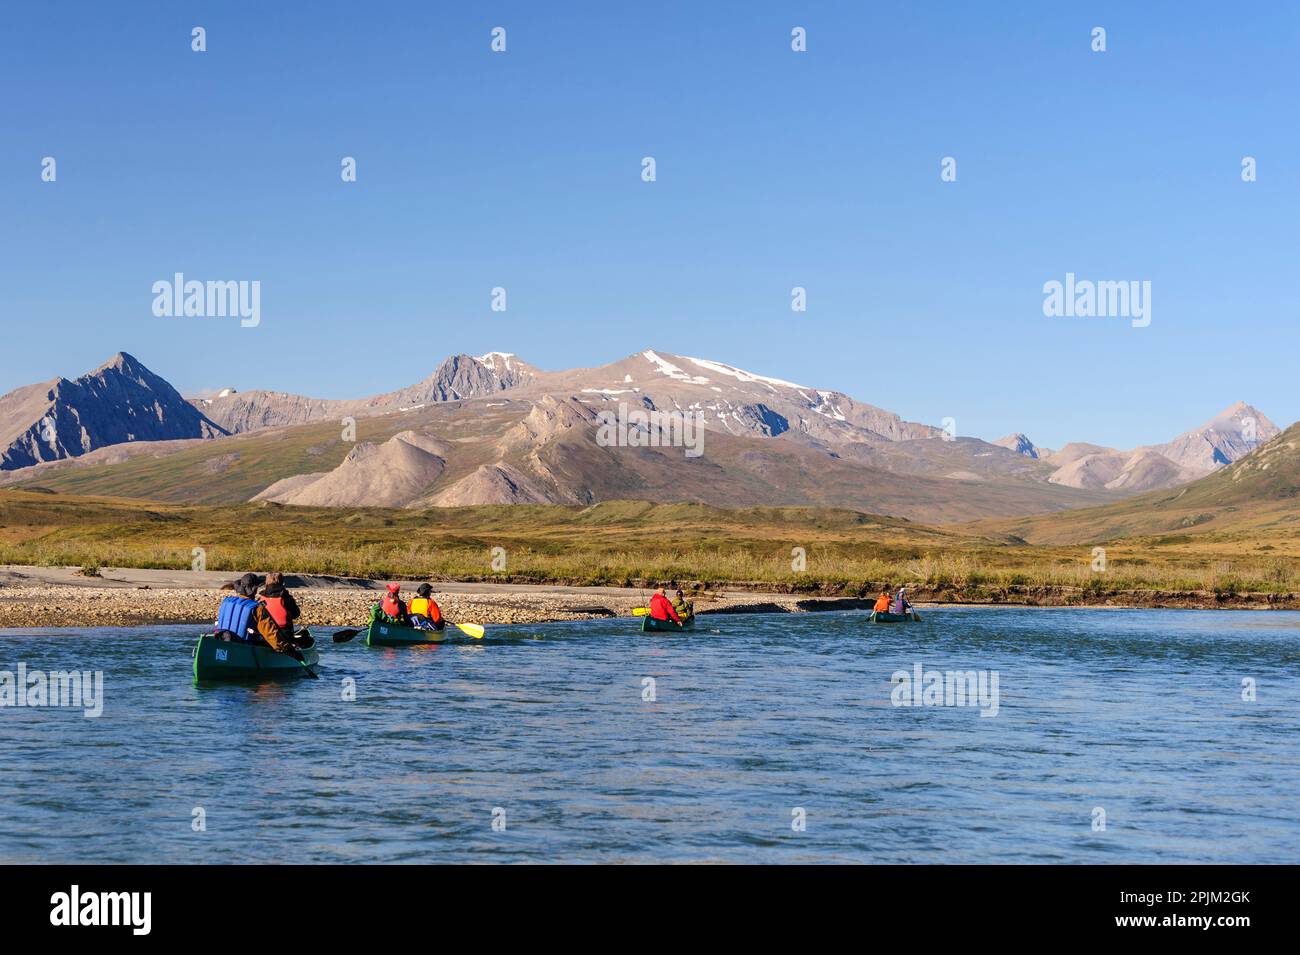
0, 585, 812, 629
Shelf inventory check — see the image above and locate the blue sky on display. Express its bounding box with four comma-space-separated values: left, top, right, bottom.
2, 1, 1296, 449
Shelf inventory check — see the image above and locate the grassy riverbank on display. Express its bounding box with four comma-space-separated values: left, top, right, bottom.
2, 489, 1297, 606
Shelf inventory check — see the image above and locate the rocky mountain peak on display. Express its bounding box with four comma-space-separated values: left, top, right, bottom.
993, 433, 1041, 459
0, 353, 226, 470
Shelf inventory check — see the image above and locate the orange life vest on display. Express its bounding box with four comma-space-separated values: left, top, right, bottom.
873, 594, 891, 613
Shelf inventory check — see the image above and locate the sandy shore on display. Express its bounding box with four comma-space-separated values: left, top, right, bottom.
1, 565, 1295, 629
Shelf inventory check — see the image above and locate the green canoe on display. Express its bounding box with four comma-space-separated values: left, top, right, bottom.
366, 620, 449, 646
870, 610, 921, 623
192, 633, 319, 682
641, 614, 696, 633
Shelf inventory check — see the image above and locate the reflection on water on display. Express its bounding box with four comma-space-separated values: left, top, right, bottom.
1, 608, 1298, 863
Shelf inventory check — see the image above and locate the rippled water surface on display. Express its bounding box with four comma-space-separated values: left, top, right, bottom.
2, 608, 1298, 863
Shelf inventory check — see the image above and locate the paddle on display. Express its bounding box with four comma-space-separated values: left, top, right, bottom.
292, 628, 319, 678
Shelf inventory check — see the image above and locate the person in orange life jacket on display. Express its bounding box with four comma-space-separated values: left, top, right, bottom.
371, 582, 411, 626
889, 587, 912, 616
258, 572, 303, 644
214, 573, 305, 659
873, 588, 892, 613
408, 583, 445, 631
648, 585, 682, 624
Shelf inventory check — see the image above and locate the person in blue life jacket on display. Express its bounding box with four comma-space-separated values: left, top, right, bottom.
214, 572, 306, 659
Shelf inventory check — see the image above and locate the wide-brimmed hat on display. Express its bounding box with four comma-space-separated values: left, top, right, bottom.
233, 572, 265, 596
416, 583, 433, 597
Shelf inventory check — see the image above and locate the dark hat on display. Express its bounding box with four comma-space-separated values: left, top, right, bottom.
234, 572, 265, 596
416, 583, 433, 597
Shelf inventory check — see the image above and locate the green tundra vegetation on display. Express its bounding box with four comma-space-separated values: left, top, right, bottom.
1, 489, 1295, 598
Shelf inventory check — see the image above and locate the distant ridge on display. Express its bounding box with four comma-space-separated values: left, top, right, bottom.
1004, 402, 1278, 493
970, 421, 1300, 547
0, 352, 225, 470
1150, 401, 1278, 471
191, 352, 539, 432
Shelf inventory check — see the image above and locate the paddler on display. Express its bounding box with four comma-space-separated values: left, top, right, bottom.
215, 572, 306, 659
648, 584, 682, 625
258, 572, 306, 646
671, 588, 694, 623
873, 588, 892, 613
214, 572, 263, 642
408, 583, 445, 631
889, 586, 913, 616
371, 582, 411, 626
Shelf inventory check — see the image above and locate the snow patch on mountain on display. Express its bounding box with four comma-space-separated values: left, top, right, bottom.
642, 350, 710, 384
477, 352, 519, 373
684, 356, 809, 391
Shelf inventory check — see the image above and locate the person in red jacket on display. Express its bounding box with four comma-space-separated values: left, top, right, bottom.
648, 585, 682, 624
371, 582, 411, 626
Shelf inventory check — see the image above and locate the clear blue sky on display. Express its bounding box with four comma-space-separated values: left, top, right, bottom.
3, 1, 1296, 449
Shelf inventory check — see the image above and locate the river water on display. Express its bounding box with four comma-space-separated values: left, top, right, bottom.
1, 608, 1297, 863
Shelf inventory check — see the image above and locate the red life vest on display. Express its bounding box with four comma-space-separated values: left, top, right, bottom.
649, 593, 680, 622
381, 595, 405, 618
259, 594, 291, 628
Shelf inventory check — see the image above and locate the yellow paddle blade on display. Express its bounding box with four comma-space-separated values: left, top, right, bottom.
454, 622, 485, 639
631, 607, 650, 616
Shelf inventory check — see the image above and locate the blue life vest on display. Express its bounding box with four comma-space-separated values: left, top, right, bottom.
215, 594, 259, 642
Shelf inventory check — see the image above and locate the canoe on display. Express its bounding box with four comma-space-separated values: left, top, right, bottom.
640, 614, 696, 633
366, 620, 449, 646
870, 610, 920, 623
192, 633, 319, 682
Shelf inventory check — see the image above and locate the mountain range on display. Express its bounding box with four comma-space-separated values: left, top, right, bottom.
972, 419, 1300, 548
0, 353, 224, 470
0, 350, 1282, 524
991, 402, 1278, 492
